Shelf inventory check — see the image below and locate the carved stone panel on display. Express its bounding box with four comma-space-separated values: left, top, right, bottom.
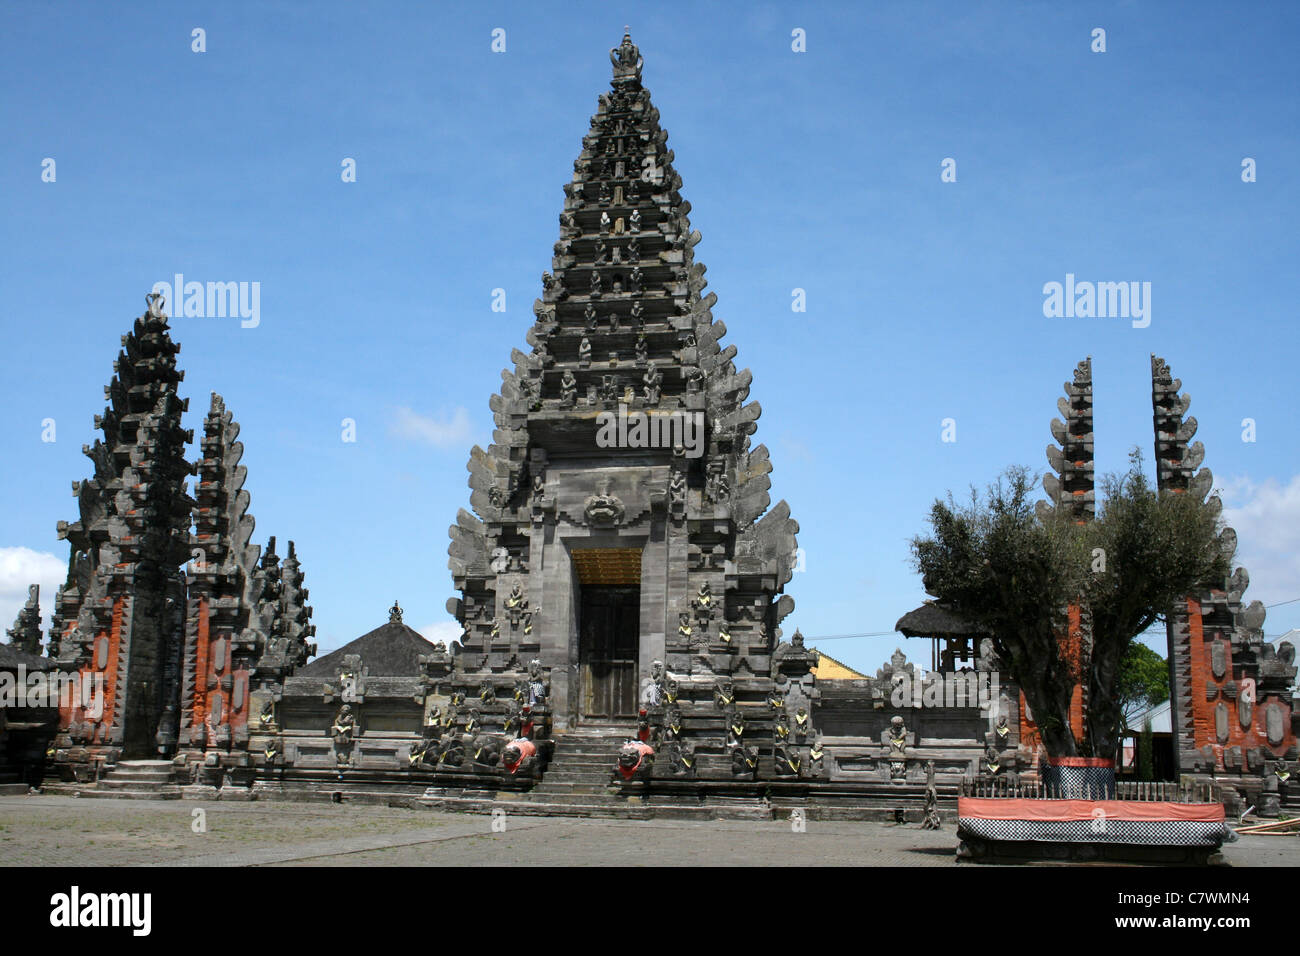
1267, 702, 1285, 745
1211, 639, 1227, 679
1215, 701, 1229, 743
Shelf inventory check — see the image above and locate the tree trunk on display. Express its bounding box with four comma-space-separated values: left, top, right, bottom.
1086, 637, 1125, 762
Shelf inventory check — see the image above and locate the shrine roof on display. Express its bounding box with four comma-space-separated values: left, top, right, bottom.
297, 619, 440, 678
894, 601, 989, 639
0, 643, 55, 671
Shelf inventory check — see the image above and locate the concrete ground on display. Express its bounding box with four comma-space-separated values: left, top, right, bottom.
0, 794, 1297, 866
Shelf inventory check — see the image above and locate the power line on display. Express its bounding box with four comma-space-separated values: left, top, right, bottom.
800, 597, 1300, 645
803, 631, 896, 642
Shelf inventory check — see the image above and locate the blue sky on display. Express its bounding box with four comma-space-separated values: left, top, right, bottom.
2, 1, 1297, 674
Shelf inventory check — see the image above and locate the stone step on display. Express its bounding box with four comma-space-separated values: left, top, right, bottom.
110, 767, 174, 777
113, 760, 174, 770
530, 782, 616, 795
97, 777, 172, 790
538, 767, 611, 778
79, 788, 182, 801
0, 783, 30, 796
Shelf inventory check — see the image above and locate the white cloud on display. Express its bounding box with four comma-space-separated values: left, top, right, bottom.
419, 620, 462, 646
0, 546, 67, 640
1220, 474, 1300, 606
390, 406, 473, 448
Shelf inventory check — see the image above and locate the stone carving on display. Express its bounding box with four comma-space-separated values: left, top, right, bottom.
609, 30, 644, 85
808, 735, 825, 776
922, 761, 942, 830
774, 711, 791, 743
583, 479, 625, 526
793, 705, 811, 741
616, 739, 654, 781
502, 737, 538, 775
332, 705, 357, 767
983, 744, 1001, 775
730, 744, 758, 778
705, 465, 730, 504
726, 709, 746, 746
667, 739, 696, 777
663, 703, 683, 739
527, 659, 549, 706
668, 467, 686, 508
774, 745, 800, 777
883, 715, 909, 757
713, 678, 735, 710
642, 361, 662, 404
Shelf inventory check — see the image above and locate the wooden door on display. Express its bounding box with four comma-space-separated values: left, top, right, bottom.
580, 587, 639, 719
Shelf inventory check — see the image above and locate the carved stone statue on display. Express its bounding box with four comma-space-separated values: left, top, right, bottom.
616, 739, 654, 781
726, 709, 746, 746
629, 208, 641, 233
578, 336, 592, 364
774, 711, 791, 743
922, 760, 942, 830
668, 467, 686, 505
808, 735, 825, 776
714, 678, 735, 710
884, 715, 908, 757
559, 369, 579, 408
730, 744, 757, 778
609, 30, 644, 84
332, 705, 356, 745
774, 745, 800, 777
663, 704, 683, 739
793, 705, 811, 741
667, 739, 695, 777
527, 659, 548, 706
642, 361, 661, 404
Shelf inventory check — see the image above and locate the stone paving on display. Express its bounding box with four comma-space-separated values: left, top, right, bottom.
0, 795, 1296, 867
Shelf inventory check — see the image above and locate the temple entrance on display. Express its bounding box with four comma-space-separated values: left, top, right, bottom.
571, 547, 642, 722
578, 587, 639, 720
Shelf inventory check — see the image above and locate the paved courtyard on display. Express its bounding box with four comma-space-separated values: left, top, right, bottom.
1, 794, 1297, 866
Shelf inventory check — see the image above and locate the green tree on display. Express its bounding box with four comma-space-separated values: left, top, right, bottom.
911, 452, 1227, 761
1117, 641, 1170, 728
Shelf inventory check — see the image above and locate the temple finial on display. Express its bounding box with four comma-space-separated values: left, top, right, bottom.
610, 28, 643, 87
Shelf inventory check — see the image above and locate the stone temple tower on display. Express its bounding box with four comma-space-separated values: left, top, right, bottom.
50, 294, 195, 764
446, 33, 811, 780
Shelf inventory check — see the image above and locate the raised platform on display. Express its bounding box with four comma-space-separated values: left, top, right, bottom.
956, 796, 1233, 865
